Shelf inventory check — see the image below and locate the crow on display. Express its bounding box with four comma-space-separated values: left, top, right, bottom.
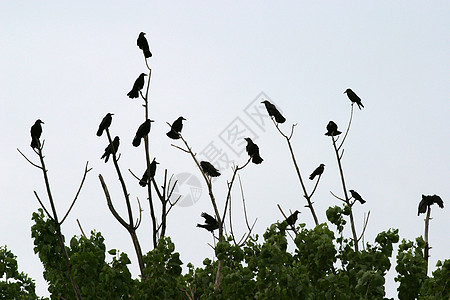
200, 161, 221, 177
349, 190, 366, 204
261, 100, 286, 123
133, 119, 154, 147
139, 158, 159, 187
197, 212, 219, 232
166, 117, 186, 139
101, 136, 120, 163
137, 32, 152, 58
30, 119, 44, 149
96, 113, 113, 137
286, 210, 300, 227
127, 73, 147, 99
325, 121, 342, 136
344, 88, 364, 109
309, 164, 325, 180
418, 194, 444, 216
244, 137, 263, 164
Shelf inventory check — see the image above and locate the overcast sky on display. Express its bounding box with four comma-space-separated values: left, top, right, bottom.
1, 1, 449, 298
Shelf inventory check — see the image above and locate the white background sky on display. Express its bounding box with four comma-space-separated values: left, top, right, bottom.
1, 1, 449, 298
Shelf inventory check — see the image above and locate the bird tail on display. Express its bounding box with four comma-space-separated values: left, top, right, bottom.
197, 224, 207, 229
274, 113, 286, 124
96, 128, 103, 137
309, 174, 315, 180
139, 179, 147, 187
357, 102, 364, 109
144, 50, 152, 58
252, 155, 263, 164
166, 130, 180, 139
132, 137, 141, 147
127, 89, 139, 99
30, 139, 39, 149
359, 199, 366, 204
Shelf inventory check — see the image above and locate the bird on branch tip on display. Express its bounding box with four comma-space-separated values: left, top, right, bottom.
418, 194, 444, 216
133, 119, 154, 147
96, 113, 113, 137
309, 164, 325, 180
286, 210, 300, 228
245, 137, 263, 164
261, 100, 286, 124
127, 73, 147, 99
344, 88, 364, 110
325, 121, 342, 136
200, 161, 221, 177
30, 119, 44, 149
137, 32, 152, 58
139, 158, 159, 187
101, 136, 120, 163
166, 116, 186, 139
349, 189, 366, 204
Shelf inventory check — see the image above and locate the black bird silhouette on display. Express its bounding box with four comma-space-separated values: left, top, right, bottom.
244, 137, 263, 164
200, 161, 221, 177
166, 117, 186, 139
261, 100, 286, 124
127, 73, 147, 99
418, 194, 444, 216
325, 121, 342, 136
344, 88, 364, 109
286, 210, 300, 227
137, 32, 152, 58
101, 136, 120, 163
197, 212, 219, 232
96, 113, 113, 137
133, 119, 154, 147
309, 164, 325, 180
349, 190, 366, 204
30, 119, 44, 149
139, 158, 159, 187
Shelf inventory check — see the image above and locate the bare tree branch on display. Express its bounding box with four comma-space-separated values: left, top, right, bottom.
17, 148, 43, 169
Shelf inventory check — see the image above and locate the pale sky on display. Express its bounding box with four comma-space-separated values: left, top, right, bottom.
1, 2, 449, 298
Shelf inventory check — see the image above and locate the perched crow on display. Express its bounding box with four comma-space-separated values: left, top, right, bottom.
418, 194, 444, 216
309, 164, 325, 180
344, 88, 364, 109
261, 100, 286, 124
127, 73, 147, 99
101, 136, 120, 163
137, 32, 152, 58
96, 113, 113, 137
133, 119, 154, 147
197, 212, 219, 232
244, 137, 263, 164
325, 121, 342, 136
139, 158, 159, 187
349, 190, 366, 204
200, 161, 221, 177
30, 119, 44, 149
166, 116, 186, 139
286, 210, 300, 227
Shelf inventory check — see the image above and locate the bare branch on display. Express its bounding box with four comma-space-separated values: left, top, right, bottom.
76, 219, 87, 239
330, 191, 346, 202
60, 162, 92, 225
98, 174, 129, 229
17, 148, 43, 169
33, 191, 54, 221
357, 211, 370, 242
338, 104, 354, 151
134, 197, 143, 230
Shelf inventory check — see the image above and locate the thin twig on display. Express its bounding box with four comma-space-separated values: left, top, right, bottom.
357, 211, 370, 243
60, 162, 92, 225
76, 219, 87, 239
338, 104, 354, 151
17, 148, 43, 169
33, 191, 54, 221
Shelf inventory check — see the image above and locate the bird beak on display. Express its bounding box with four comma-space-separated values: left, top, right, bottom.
150, 119, 155, 122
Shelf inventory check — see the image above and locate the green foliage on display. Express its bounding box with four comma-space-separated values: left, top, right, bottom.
16, 208, 448, 299
0, 246, 39, 299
